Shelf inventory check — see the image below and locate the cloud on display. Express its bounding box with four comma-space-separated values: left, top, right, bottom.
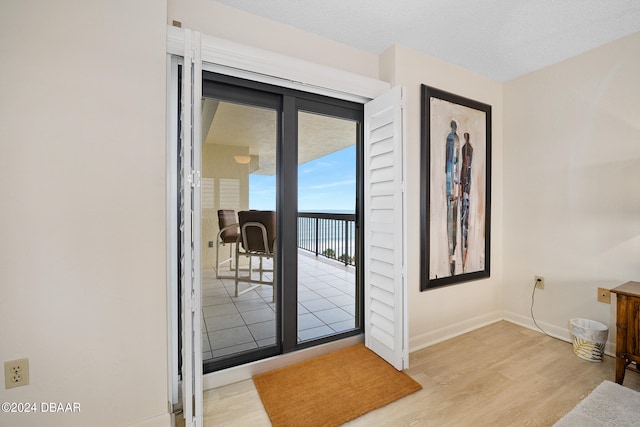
300, 161, 335, 174
308, 179, 356, 190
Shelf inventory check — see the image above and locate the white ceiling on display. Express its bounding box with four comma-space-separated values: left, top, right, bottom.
215, 0, 640, 82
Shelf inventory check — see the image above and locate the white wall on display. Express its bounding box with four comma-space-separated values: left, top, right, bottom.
502, 32, 640, 349
6, 2, 633, 425
167, 0, 380, 80
380, 45, 505, 351
0, 2, 170, 426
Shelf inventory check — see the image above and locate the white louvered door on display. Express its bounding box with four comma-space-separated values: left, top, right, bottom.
180, 29, 203, 427
363, 86, 407, 370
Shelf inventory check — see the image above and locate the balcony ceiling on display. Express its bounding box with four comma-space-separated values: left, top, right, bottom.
214, 0, 640, 82
203, 100, 357, 176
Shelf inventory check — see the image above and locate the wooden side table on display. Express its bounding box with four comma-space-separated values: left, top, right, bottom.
611, 281, 640, 384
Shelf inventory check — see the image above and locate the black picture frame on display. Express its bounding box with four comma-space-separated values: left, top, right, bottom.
420, 85, 491, 291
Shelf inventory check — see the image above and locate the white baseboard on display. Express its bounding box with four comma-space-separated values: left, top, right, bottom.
408, 311, 503, 353
127, 413, 172, 427
503, 310, 616, 356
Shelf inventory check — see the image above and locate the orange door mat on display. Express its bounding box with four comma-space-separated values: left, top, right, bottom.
253, 344, 422, 427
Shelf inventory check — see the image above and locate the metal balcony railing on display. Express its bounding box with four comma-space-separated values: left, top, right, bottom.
297, 212, 356, 266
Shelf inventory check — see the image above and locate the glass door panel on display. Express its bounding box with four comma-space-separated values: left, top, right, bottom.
297, 111, 359, 343
195, 72, 364, 372
201, 97, 278, 366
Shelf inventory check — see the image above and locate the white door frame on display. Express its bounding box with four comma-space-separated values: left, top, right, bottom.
166, 25, 405, 403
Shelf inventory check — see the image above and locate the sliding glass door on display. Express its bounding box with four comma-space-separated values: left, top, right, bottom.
192, 72, 363, 372
296, 107, 362, 345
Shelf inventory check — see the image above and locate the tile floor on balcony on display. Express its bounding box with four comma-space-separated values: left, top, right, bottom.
201, 250, 357, 361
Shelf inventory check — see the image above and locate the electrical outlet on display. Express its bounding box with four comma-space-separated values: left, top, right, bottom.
535, 276, 545, 290
598, 287, 611, 304
4, 358, 29, 389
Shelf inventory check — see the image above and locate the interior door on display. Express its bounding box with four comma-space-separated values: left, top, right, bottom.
363, 86, 408, 370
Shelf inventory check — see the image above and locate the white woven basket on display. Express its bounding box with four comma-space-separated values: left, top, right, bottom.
570, 318, 608, 362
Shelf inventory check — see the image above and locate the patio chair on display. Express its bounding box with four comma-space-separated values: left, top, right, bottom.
235, 210, 276, 301
216, 209, 239, 279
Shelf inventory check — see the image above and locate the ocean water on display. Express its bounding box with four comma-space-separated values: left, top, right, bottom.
297, 213, 356, 263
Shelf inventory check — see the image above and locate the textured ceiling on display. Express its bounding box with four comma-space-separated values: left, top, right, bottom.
215, 0, 640, 82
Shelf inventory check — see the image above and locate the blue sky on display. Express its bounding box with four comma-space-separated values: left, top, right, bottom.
249, 145, 355, 213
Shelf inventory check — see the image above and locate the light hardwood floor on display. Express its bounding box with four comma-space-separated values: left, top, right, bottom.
183, 321, 640, 426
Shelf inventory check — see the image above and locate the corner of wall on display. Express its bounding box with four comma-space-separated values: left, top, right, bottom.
501, 32, 640, 343
378, 45, 397, 85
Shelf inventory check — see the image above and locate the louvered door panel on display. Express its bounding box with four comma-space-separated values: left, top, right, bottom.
363, 86, 407, 370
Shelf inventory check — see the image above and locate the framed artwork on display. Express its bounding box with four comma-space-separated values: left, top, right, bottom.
420, 85, 491, 291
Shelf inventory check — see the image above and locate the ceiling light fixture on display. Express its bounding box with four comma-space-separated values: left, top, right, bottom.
233, 155, 251, 164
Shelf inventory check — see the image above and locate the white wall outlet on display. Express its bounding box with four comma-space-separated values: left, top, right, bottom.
535, 276, 545, 290
4, 358, 29, 389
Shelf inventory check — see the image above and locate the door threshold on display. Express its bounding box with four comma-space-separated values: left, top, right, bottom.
203, 334, 363, 390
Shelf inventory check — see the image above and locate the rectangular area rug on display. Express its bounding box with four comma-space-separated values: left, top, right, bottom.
253, 343, 422, 427
553, 380, 640, 427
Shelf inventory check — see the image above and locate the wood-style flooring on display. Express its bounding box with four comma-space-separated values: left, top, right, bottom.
181, 320, 640, 426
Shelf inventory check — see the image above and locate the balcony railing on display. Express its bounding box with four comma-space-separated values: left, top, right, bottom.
297, 212, 356, 266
